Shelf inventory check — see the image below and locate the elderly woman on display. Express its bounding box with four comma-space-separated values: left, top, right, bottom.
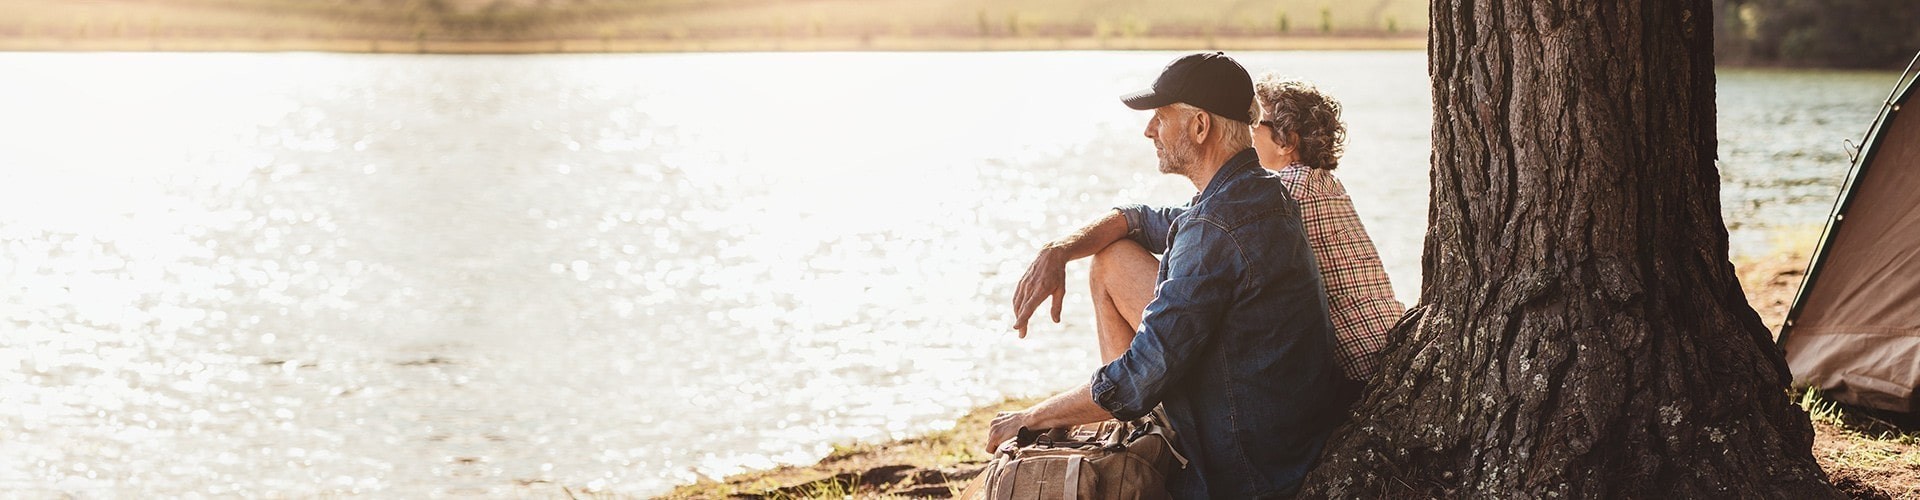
1245, 74, 1405, 381
1009, 73, 1406, 385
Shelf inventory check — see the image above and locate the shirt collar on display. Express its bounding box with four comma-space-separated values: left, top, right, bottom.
1193, 148, 1261, 204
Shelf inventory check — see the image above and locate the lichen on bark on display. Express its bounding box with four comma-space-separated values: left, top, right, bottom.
1297, 0, 1840, 497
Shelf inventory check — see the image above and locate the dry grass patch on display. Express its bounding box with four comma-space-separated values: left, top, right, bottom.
660, 397, 1040, 499
664, 248, 1919, 499
1801, 388, 1920, 499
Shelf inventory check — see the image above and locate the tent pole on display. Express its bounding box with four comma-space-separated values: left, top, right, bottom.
1777, 51, 1920, 347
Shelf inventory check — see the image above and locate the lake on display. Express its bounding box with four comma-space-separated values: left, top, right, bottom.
0, 51, 1895, 496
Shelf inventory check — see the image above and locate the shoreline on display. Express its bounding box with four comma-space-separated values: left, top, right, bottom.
657, 249, 1918, 499
658, 397, 1042, 499
0, 35, 1425, 54
0, 38, 1895, 72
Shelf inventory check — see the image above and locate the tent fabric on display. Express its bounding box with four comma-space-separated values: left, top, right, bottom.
1782, 72, 1920, 414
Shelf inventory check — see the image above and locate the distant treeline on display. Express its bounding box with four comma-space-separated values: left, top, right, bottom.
0, 0, 1426, 41
4, 0, 1916, 65
1715, 0, 1920, 68
0, 0, 1429, 49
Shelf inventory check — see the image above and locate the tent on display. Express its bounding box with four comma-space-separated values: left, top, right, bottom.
1780, 53, 1920, 415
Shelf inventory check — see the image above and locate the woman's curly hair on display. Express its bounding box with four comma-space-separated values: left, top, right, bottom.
1254, 74, 1347, 170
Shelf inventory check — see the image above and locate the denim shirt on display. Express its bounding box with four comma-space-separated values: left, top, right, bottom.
1091, 148, 1344, 499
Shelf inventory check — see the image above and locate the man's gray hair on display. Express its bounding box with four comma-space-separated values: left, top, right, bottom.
1170, 102, 1253, 153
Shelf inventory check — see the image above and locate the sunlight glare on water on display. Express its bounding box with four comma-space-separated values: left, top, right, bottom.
0, 51, 1892, 496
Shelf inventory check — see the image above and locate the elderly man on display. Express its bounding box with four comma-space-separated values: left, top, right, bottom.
987, 52, 1344, 498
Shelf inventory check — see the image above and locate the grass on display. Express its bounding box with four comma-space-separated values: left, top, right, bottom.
1800, 387, 1920, 446
1797, 387, 1920, 499
656, 387, 1919, 499
658, 396, 1041, 498
1803, 386, 1852, 427
659, 247, 1917, 499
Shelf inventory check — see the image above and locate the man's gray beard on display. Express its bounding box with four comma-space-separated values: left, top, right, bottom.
1157, 138, 1199, 176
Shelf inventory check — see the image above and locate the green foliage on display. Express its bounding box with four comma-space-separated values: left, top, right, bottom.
1319, 6, 1332, 33
1276, 10, 1289, 34
1714, 0, 1920, 68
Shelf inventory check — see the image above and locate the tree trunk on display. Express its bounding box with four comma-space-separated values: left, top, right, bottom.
1299, 1, 1839, 497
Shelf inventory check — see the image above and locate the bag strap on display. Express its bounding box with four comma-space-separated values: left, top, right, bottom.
1142, 408, 1190, 469
992, 457, 1020, 499
1100, 421, 1128, 450
1140, 425, 1189, 469
1062, 455, 1082, 500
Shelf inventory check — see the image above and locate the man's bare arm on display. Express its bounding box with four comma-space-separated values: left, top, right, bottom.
983, 382, 1113, 452
1010, 210, 1131, 337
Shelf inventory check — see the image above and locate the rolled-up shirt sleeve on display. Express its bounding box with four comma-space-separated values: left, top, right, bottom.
1113, 204, 1188, 255
1089, 218, 1245, 421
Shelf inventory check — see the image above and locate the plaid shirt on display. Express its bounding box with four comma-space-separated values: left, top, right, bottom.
1273, 164, 1405, 381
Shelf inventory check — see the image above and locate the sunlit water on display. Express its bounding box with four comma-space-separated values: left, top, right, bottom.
0, 52, 1894, 496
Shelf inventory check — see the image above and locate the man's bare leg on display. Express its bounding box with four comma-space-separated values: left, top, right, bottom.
1088, 239, 1160, 364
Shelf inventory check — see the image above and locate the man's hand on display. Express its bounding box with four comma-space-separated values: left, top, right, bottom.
984, 384, 1109, 453
1010, 246, 1068, 338
985, 410, 1031, 453
1008, 210, 1131, 338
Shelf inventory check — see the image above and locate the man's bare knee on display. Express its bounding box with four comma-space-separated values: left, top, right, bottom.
1090, 239, 1149, 285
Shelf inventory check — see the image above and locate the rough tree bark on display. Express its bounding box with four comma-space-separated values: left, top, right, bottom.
1299, 0, 1839, 497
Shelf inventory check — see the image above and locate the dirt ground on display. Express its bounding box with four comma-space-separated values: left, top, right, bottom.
660, 251, 1917, 499
1744, 252, 1920, 500
1817, 418, 1920, 500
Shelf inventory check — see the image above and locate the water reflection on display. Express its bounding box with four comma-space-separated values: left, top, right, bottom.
1716, 67, 1894, 247
0, 52, 1892, 496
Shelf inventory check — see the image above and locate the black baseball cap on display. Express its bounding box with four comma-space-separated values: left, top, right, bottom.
1120, 52, 1255, 123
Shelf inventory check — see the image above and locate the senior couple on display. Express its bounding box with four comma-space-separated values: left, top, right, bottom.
987, 52, 1405, 498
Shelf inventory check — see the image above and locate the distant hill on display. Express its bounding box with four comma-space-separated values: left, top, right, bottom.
0, 0, 1428, 52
